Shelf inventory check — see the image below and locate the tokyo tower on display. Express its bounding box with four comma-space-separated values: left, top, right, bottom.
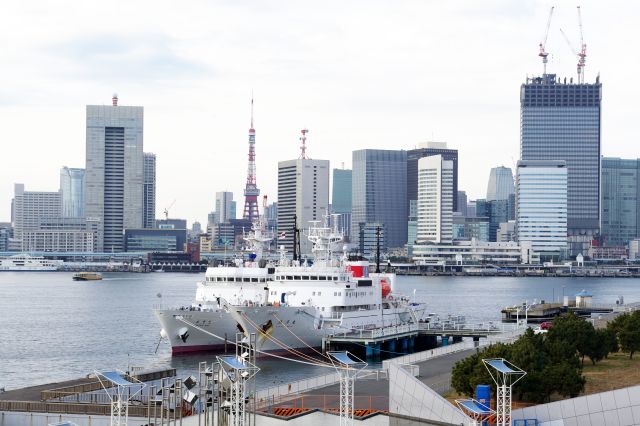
243, 98, 260, 222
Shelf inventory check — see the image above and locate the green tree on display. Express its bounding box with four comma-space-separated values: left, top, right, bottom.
608, 311, 640, 359
586, 329, 615, 364
547, 312, 599, 365
451, 329, 585, 403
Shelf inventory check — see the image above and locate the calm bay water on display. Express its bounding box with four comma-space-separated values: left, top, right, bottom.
1, 272, 639, 391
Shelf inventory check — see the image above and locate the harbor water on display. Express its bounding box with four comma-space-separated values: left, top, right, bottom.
1, 272, 639, 391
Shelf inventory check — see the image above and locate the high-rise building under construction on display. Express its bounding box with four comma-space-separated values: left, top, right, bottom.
520, 73, 601, 256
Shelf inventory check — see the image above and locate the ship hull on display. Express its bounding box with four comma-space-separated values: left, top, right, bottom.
155, 302, 421, 355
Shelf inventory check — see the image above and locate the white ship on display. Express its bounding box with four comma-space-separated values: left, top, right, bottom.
154, 216, 426, 354
0, 254, 63, 271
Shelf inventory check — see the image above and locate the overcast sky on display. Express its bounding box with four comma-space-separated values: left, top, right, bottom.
1, 0, 638, 225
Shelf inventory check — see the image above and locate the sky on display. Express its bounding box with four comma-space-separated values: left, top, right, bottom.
1, 0, 639, 225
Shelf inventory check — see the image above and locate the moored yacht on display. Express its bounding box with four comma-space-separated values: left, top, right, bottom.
0, 254, 63, 272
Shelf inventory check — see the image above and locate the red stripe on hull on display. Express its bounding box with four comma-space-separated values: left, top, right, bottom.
172, 344, 227, 354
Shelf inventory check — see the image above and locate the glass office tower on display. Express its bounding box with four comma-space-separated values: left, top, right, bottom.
601, 157, 640, 246
352, 149, 407, 250
520, 74, 601, 256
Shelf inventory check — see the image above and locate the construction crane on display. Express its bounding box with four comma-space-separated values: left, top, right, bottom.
577, 5, 587, 84
163, 199, 176, 220
539, 6, 555, 75
560, 7, 587, 84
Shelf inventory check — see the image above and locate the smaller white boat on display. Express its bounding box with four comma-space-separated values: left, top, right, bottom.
0, 254, 63, 271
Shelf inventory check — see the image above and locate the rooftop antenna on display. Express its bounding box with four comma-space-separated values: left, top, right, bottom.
112, 93, 118, 106
539, 6, 555, 75
299, 129, 309, 159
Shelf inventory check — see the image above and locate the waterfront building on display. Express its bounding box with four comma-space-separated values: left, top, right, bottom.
497, 220, 516, 242
352, 149, 407, 251
601, 157, 640, 246
516, 160, 568, 261
85, 95, 144, 252
124, 228, 187, 252
21, 217, 100, 252
407, 142, 458, 211
143, 153, 156, 229
486, 166, 515, 202
12, 183, 62, 245
413, 239, 522, 265
22, 229, 95, 252
416, 155, 453, 244
332, 168, 352, 239
587, 244, 627, 261
59, 167, 85, 218
456, 191, 468, 217
215, 191, 236, 224
277, 158, 330, 255
520, 74, 601, 256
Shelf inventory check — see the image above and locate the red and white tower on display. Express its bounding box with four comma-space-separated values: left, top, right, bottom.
243, 98, 260, 222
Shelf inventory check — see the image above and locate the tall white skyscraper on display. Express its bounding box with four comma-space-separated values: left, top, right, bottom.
516, 160, 567, 260
416, 155, 453, 244
60, 167, 85, 218
85, 95, 144, 252
215, 191, 235, 223
277, 158, 330, 255
143, 153, 156, 229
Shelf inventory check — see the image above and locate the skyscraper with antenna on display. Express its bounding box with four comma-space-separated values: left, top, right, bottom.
243, 98, 260, 223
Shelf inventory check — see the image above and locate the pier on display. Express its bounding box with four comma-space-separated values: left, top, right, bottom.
322, 321, 520, 359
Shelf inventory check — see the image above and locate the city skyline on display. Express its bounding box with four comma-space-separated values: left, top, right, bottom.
2, 1, 640, 224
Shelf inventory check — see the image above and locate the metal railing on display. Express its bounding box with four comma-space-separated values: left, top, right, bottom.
0, 400, 150, 417
418, 322, 519, 334
328, 323, 419, 340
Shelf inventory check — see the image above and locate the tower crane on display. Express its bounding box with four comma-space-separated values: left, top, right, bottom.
539, 6, 555, 75
559, 7, 587, 84
576, 6, 587, 84
164, 199, 176, 220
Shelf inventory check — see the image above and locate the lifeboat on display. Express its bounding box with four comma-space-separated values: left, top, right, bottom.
381, 278, 391, 298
